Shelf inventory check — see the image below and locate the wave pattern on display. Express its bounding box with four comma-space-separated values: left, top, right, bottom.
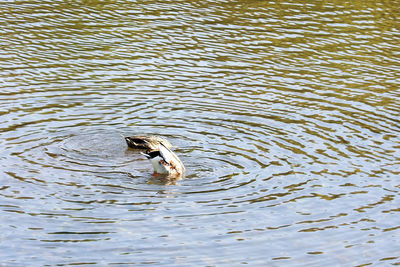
0, 0, 399, 265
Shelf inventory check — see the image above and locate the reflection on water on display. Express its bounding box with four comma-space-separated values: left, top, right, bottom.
1, 0, 399, 265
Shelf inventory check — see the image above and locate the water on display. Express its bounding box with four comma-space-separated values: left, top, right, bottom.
1, 0, 399, 265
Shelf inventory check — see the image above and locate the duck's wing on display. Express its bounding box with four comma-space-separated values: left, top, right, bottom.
159, 143, 185, 172
158, 143, 175, 164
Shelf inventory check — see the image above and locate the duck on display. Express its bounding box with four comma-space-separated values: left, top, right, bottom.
122, 135, 173, 151
141, 142, 185, 178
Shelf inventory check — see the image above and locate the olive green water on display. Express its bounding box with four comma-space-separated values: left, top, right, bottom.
1, 0, 399, 265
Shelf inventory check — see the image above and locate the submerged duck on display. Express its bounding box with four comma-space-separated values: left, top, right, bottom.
141, 143, 185, 177
122, 135, 173, 151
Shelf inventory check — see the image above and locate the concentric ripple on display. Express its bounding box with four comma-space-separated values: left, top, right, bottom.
1, 0, 399, 265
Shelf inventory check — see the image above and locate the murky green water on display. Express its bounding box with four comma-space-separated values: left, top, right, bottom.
1, 0, 399, 265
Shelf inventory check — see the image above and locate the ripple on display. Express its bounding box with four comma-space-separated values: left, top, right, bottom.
1, 0, 399, 265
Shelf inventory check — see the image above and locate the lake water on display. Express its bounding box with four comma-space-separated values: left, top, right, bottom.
1, 0, 399, 265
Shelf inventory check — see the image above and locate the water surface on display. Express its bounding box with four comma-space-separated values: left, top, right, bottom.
1, 0, 399, 265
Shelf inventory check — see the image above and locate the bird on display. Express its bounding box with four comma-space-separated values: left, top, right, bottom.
122, 135, 173, 151
141, 142, 185, 178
